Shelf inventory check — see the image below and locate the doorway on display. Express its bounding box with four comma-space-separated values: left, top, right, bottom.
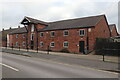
31, 41, 34, 49
79, 41, 85, 53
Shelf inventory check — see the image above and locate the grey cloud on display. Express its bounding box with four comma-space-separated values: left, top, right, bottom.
1, 1, 119, 34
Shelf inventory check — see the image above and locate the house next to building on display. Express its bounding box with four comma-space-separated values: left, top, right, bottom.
8, 14, 118, 53
109, 24, 119, 37
0, 27, 17, 47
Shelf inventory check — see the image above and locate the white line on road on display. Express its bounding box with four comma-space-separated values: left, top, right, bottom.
0, 63, 19, 72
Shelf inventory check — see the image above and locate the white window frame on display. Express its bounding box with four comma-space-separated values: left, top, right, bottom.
63, 30, 69, 36
50, 31, 55, 37
40, 42, 44, 47
31, 24, 34, 32
40, 32, 44, 37
79, 29, 85, 36
31, 33, 34, 40
63, 41, 69, 48
16, 42, 18, 46
22, 41, 25, 46
50, 42, 55, 47
16, 34, 18, 38
22, 34, 25, 38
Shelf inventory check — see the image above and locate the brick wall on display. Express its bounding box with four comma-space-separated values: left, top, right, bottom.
9, 33, 27, 48
9, 16, 111, 53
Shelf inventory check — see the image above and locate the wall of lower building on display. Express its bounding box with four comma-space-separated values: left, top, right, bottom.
2, 41, 7, 47
9, 33, 27, 48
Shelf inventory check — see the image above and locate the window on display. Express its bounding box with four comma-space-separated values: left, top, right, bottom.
31, 34, 34, 40
50, 32, 55, 37
63, 41, 69, 48
79, 29, 85, 36
40, 42, 44, 47
22, 41, 26, 46
64, 30, 69, 36
50, 42, 55, 47
40, 32, 44, 37
16, 42, 18, 46
31, 24, 34, 32
16, 34, 18, 38
22, 34, 25, 38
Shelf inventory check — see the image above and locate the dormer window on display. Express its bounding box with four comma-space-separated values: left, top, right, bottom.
31, 24, 34, 32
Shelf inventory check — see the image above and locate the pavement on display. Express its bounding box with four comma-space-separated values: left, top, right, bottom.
1, 47, 119, 73
2, 47, 119, 63
1, 52, 119, 78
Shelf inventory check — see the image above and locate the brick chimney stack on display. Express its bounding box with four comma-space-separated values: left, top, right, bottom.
18, 26, 20, 28
9, 27, 12, 29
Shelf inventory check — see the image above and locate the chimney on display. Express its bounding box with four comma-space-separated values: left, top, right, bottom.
9, 27, 12, 29
18, 26, 20, 28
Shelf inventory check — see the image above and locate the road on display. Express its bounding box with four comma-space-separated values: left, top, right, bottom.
1, 52, 118, 78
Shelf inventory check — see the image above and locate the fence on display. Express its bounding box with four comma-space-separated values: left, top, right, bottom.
5, 43, 51, 54
95, 38, 120, 56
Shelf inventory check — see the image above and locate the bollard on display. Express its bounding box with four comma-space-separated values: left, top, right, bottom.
19, 44, 20, 51
6, 43, 7, 49
103, 53, 105, 61
37, 48, 38, 53
47, 46, 49, 54
12, 43, 13, 50
27, 44, 29, 52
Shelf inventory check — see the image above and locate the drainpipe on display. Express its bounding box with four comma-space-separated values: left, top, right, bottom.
86, 28, 89, 54
36, 24, 39, 53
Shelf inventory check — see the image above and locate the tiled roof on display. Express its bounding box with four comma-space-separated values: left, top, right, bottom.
11, 14, 105, 34
1, 28, 18, 41
9, 27, 27, 34
39, 15, 104, 31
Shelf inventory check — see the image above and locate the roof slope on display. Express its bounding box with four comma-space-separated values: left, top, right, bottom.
1, 28, 18, 41
11, 14, 105, 34
39, 15, 104, 31
21, 16, 48, 25
9, 27, 27, 34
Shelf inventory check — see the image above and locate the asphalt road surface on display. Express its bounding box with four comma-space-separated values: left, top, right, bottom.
1, 52, 118, 78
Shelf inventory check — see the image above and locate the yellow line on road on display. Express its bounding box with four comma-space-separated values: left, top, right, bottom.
0, 63, 19, 72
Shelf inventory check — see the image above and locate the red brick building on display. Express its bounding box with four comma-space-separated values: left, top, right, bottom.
9, 15, 112, 53
0, 28, 17, 47
109, 24, 118, 37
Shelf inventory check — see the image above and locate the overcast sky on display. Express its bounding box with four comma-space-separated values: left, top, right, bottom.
0, 0, 120, 33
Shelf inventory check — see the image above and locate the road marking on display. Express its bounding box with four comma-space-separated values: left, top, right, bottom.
0, 63, 19, 72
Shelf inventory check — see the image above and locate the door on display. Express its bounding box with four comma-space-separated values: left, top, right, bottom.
79, 41, 85, 53
31, 41, 34, 49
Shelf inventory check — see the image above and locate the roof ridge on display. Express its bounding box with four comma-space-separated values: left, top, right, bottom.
48, 14, 105, 23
